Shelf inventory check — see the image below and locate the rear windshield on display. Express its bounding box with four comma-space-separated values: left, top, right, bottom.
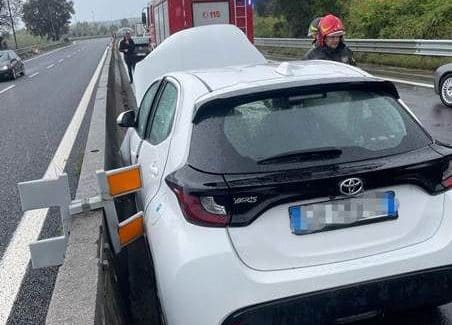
189, 88, 432, 174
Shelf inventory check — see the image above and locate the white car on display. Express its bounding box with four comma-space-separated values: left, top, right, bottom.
117, 26, 452, 325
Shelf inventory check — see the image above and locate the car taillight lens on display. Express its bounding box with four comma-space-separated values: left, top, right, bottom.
169, 185, 230, 227
442, 161, 452, 188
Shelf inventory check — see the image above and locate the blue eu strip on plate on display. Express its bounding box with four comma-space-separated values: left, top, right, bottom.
289, 191, 398, 235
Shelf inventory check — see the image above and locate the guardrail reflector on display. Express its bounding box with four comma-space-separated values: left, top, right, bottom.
118, 212, 144, 247
106, 165, 142, 197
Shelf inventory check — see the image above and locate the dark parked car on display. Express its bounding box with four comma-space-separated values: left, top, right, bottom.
434, 63, 452, 107
132, 36, 151, 63
0, 50, 25, 80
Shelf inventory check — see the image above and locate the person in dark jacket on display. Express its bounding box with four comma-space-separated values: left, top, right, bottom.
119, 31, 136, 83
303, 14, 356, 66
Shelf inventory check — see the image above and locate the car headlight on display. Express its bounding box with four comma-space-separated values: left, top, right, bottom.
0, 65, 8, 71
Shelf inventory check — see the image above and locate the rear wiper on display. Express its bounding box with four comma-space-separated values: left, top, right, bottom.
257, 147, 343, 165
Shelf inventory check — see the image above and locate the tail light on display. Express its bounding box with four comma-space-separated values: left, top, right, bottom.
167, 183, 230, 227
442, 161, 452, 188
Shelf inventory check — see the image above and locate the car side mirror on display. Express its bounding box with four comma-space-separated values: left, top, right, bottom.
117, 110, 136, 128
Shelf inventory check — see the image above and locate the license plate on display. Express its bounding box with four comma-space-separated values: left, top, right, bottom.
289, 191, 398, 235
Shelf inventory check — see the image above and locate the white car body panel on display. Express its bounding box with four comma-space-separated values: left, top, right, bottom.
142, 74, 209, 218
228, 185, 445, 271
136, 77, 182, 210
146, 187, 452, 325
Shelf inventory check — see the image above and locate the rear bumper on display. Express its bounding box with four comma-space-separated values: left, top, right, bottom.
150, 190, 452, 325
223, 265, 452, 325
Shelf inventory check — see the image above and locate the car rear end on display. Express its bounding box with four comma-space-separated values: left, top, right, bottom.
151, 78, 452, 325
133, 36, 151, 63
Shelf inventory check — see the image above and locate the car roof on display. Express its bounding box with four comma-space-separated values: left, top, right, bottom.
165, 60, 398, 118
186, 60, 373, 93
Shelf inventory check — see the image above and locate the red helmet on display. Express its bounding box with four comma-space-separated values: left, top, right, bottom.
319, 14, 345, 37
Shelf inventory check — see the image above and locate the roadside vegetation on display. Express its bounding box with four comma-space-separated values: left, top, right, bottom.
68, 22, 118, 38
0, 0, 120, 58
255, 0, 452, 39
254, 0, 452, 70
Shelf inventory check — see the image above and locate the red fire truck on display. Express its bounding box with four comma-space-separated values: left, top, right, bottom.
143, 0, 254, 47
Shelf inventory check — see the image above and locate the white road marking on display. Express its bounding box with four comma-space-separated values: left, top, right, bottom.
28, 72, 39, 79
23, 43, 75, 63
58, 59, 64, 63
0, 85, 15, 94
0, 46, 108, 325
374, 75, 434, 89
46, 64, 55, 69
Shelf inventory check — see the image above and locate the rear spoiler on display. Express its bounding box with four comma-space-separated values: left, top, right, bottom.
193, 78, 399, 122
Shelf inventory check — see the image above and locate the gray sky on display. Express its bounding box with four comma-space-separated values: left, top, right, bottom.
72, 0, 149, 23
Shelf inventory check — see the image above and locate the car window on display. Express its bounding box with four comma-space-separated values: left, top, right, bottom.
0, 52, 8, 62
136, 81, 160, 138
189, 89, 431, 173
147, 82, 178, 145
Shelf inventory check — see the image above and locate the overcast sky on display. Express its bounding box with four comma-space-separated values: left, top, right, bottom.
72, 0, 149, 23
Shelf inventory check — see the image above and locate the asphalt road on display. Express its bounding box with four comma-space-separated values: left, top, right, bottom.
0, 38, 109, 325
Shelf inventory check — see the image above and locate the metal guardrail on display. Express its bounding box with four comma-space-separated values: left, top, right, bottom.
15, 42, 67, 58
255, 38, 452, 57
13, 36, 108, 58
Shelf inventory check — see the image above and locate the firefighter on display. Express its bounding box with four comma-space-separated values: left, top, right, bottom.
307, 17, 321, 47
303, 14, 356, 66
119, 31, 136, 83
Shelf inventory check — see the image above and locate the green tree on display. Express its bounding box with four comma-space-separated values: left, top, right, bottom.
344, 0, 452, 39
120, 18, 129, 28
23, 0, 74, 41
255, 0, 277, 17
254, 14, 288, 37
274, 0, 347, 37
0, 0, 22, 33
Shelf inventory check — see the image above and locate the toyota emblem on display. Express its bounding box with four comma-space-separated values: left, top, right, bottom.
339, 178, 364, 196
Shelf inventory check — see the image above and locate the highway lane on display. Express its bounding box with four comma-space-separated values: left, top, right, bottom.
398, 83, 452, 143
0, 38, 108, 258
0, 38, 109, 325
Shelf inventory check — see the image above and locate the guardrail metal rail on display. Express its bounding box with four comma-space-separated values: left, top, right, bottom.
255, 38, 452, 57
